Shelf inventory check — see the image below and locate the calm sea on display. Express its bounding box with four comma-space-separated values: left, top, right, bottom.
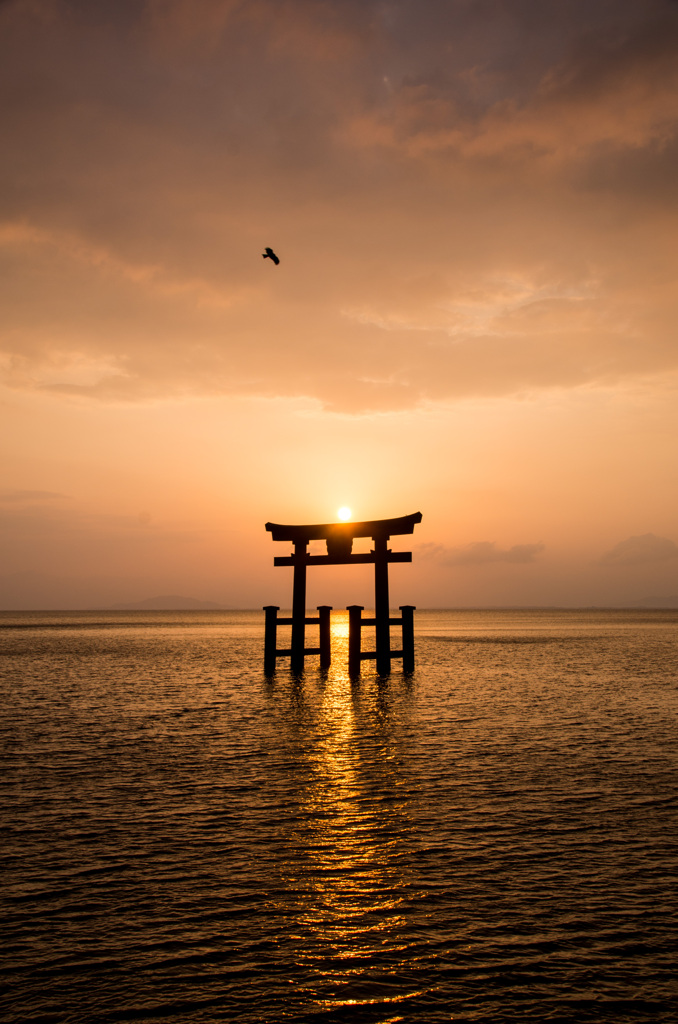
1, 609, 677, 1023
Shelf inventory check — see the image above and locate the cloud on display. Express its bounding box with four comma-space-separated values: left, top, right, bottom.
0, 489, 67, 502
419, 541, 545, 567
599, 533, 678, 566
0, 498, 202, 577
354, 11, 678, 164
0, 0, 677, 411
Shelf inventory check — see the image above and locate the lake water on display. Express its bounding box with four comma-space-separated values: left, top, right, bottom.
1, 609, 677, 1023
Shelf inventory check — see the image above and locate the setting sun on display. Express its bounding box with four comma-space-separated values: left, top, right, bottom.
337, 507, 352, 522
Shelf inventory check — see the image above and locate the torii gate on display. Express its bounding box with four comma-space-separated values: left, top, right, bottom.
263, 512, 422, 675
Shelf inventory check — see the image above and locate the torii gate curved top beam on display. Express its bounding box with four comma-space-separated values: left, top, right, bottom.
265, 512, 422, 544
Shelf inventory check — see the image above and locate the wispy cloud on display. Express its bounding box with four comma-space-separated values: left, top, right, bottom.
0, 490, 68, 503
419, 541, 545, 567
599, 533, 678, 566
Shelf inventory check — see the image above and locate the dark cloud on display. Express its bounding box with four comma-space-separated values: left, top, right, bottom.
599, 533, 678, 566
419, 541, 545, 567
1, 0, 677, 411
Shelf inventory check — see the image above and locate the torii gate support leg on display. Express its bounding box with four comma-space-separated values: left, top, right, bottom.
400, 604, 415, 673
373, 536, 391, 675
348, 604, 363, 675
264, 604, 279, 674
291, 540, 307, 673
318, 604, 332, 669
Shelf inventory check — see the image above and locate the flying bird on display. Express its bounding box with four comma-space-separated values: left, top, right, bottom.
262, 247, 280, 265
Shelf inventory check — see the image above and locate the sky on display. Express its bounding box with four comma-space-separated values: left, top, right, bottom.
1, 0, 678, 609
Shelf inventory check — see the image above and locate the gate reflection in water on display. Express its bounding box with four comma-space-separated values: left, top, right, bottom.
265, 613, 423, 1015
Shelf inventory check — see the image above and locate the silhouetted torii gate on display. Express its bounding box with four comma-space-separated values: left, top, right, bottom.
263, 512, 422, 675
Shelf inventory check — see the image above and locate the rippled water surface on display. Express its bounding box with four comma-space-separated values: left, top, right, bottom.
1, 609, 677, 1022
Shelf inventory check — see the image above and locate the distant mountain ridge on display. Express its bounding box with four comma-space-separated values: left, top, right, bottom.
108, 595, 224, 610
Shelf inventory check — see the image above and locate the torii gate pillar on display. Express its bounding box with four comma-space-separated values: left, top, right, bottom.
264, 512, 422, 674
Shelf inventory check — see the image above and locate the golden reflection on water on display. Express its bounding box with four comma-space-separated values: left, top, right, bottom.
267, 611, 420, 1015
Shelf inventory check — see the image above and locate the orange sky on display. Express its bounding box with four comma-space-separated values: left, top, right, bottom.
2, 0, 678, 608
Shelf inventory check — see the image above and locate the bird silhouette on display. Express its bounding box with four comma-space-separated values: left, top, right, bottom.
262, 247, 280, 265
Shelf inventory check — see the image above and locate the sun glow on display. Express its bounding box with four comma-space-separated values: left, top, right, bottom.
337, 506, 352, 521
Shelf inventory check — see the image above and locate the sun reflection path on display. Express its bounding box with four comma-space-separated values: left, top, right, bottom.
269, 612, 426, 1017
